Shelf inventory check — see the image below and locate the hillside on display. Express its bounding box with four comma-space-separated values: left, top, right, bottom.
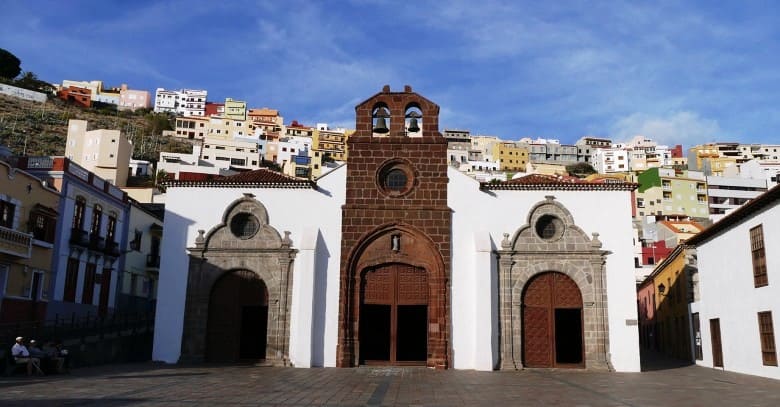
0, 93, 193, 162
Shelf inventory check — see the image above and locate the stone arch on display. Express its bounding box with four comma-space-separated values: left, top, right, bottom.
496, 195, 611, 370
338, 222, 449, 368
181, 193, 297, 365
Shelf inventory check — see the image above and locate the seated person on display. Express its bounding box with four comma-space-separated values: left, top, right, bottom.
41, 341, 65, 373
11, 336, 42, 375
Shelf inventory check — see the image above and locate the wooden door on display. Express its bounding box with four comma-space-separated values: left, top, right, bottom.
207, 270, 267, 362
360, 264, 428, 365
98, 268, 111, 317
523, 272, 583, 368
710, 318, 723, 367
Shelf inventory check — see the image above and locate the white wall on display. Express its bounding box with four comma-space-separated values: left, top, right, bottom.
152, 167, 345, 366
153, 165, 640, 372
448, 168, 641, 372
693, 202, 780, 379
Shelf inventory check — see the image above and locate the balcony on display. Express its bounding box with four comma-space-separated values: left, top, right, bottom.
0, 226, 33, 258
104, 240, 121, 257
70, 228, 89, 247
89, 234, 106, 252
147, 254, 160, 268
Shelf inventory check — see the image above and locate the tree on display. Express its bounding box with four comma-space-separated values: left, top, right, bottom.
0, 48, 21, 79
565, 162, 597, 178
14, 71, 54, 93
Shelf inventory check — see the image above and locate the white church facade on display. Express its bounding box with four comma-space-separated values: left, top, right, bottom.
152, 86, 641, 372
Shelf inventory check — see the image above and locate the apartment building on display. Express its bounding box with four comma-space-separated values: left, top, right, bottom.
706, 175, 767, 221
738, 160, 780, 187
16, 157, 130, 319
224, 98, 247, 121
154, 88, 207, 117
313, 124, 349, 161
575, 136, 612, 163
635, 167, 709, 220
0, 160, 59, 323
201, 137, 262, 171
65, 120, 133, 187
118, 85, 152, 111
57, 86, 91, 108
592, 147, 629, 173
491, 142, 529, 172
688, 143, 741, 175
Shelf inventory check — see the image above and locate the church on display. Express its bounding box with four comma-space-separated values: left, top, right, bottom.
152, 86, 641, 372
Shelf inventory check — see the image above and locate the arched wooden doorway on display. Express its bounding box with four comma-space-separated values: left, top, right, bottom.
522, 272, 584, 368
206, 270, 269, 362
359, 263, 428, 365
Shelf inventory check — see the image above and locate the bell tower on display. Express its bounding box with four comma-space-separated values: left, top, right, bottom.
337, 85, 452, 368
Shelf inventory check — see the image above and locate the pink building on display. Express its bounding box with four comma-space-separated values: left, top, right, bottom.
637, 282, 657, 350
118, 84, 151, 111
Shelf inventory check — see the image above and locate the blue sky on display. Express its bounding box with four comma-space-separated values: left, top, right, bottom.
2, 1, 779, 148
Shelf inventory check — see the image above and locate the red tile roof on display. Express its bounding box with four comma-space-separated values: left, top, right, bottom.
481, 174, 638, 191
166, 169, 314, 189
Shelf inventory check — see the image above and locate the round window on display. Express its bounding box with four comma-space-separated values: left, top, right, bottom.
377, 161, 415, 197
230, 213, 260, 239
535, 215, 563, 240
385, 169, 408, 191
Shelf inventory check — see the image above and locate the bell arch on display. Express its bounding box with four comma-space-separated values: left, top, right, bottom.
496, 195, 611, 370
337, 222, 449, 368
180, 193, 297, 365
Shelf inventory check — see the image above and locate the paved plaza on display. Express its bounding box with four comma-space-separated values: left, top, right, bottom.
1, 357, 780, 406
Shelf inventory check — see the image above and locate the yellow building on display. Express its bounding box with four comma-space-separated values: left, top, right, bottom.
224, 98, 247, 121
313, 128, 352, 162
0, 160, 60, 323
65, 120, 134, 187
644, 245, 695, 361
688, 143, 740, 175
492, 142, 529, 172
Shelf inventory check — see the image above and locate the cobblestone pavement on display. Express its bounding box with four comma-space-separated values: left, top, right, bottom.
1, 360, 779, 406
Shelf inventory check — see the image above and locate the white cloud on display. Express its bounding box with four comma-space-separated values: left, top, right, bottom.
609, 112, 725, 147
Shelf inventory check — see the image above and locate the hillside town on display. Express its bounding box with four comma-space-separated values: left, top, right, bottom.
1, 73, 779, 381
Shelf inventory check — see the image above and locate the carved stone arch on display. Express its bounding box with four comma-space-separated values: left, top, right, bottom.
338, 222, 449, 368
496, 195, 611, 371
180, 193, 297, 365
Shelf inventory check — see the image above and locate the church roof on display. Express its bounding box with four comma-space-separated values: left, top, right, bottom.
166, 168, 315, 189
481, 173, 638, 191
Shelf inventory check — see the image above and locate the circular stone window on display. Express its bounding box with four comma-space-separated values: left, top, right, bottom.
230, 213, 260, 239
535, 214, 564, 240
377, 161, 415, 196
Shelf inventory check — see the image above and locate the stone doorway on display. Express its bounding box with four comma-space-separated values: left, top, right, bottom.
522, 272, 584, 368
359, 263, 428, 365
206, 270, 269, 362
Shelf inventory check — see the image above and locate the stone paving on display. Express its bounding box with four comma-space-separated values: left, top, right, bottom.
1, 358, 779, 406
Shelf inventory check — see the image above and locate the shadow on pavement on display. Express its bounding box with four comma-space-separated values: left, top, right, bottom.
640, 347, 694, 372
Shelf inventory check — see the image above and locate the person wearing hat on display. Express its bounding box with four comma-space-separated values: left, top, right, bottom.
11, 336, 42, 375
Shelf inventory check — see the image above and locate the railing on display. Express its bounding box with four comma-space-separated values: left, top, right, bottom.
105, 240, 120, 257
0, 311, 154, 348
146, 254, 160, 268
89, 234, 106, 251
69, 228, 89, 247
0, 225, 33, 258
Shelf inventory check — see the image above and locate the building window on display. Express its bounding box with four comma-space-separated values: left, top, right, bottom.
106, 213, 117, 244
82, 263, 96, 305
0, 199, 15, 228
30, 209, 56, 243
90, 204, 103, 236
73, 196, 86, 230
64, 258, 79, 302
750, 225, 768, 287
130, 229, 142, 251
758, 311, 777, 366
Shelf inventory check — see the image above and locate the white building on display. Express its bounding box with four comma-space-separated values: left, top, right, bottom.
592, 147, 630, 173
687, 185, 780, 379
706, 175, 768, 221
154, 88, 207, 117
737, 160, 780, 188
152, 87, 641, 373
